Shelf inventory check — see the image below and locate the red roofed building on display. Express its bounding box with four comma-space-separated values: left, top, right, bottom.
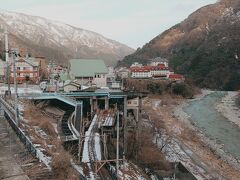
130, 66, 151, 78
169, 74, 184, 81
130, 64, 171, 78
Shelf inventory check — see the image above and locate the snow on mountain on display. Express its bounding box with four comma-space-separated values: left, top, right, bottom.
0, 10, 134, 65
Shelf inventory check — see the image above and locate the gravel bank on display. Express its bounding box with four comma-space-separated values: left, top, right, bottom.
216, 91, 240, 128
173, 90, 240, 172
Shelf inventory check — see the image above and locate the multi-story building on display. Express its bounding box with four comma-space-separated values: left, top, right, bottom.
130, 64, 171, 79
69, 59, 108, 88
9, 57, 40, 84
116, 67, 130, 79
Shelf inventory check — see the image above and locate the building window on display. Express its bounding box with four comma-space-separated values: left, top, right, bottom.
17, 67, 20, 70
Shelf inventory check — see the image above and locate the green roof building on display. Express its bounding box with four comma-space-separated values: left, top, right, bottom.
69, 59, 108, 87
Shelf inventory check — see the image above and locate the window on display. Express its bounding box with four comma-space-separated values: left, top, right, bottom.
17, 67, 20, 70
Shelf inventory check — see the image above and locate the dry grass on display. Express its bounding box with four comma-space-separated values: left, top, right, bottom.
51, 149, 78, 180
22, 100, 79, 179
150, 96, 240, 179
24, 101, 57, 138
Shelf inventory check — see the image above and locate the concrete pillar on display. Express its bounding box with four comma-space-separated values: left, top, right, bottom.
123, 96, 127, 155
90, 97, 93, 113
75, 102, 82, 133
93, 96, 97, 112
123, 96, 127, 120
104, 96, 109, 110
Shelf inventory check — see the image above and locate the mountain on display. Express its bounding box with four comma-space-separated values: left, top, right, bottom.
119, 0, 240, 90
0, 10, 134, 66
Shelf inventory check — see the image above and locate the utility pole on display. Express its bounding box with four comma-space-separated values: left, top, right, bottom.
4, 27, 10, 95
12, 49, 19, 126
116, 110, 119, 178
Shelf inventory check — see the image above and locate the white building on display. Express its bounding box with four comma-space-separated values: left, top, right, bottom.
130, 64, 171, 79
149, 57, 169, 67
130, 62, 143, 68
116, 67, 129, 79
107, 66, 115, 78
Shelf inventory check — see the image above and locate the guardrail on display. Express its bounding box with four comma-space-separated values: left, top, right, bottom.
0, 97, 51, 169
0, 97, 86, 178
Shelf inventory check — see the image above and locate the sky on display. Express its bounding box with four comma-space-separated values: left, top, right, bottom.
0, 0, 216, 49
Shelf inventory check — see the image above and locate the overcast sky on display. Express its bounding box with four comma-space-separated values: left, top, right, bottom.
0, 0, 216, 49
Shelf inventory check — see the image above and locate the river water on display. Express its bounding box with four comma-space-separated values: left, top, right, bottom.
184, 91, 240, 160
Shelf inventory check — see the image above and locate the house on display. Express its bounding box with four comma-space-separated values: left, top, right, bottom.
63, 80, 81, 92
116, 67, 129, 79
130, 66, 151, 78
107, 66, 115, 79
169, 74, 185, 81
130, 64, 171, 79
69, 59, 108, 88
35, 56, 48, 79
9, 57, 40, 84
0, 59, 5, 82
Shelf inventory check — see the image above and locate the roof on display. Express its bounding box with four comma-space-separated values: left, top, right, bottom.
63, 80, 81, 87
69, 59, 108, 77
169, 74, 184, 79
130, 64, 169, 72
25, 57, 39, 67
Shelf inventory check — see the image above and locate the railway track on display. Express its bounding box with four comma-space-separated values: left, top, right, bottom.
85, 114, 112, 179
61, 110, 74, 137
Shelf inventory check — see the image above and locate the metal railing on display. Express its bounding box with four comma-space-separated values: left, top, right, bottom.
0, 97, 51, 169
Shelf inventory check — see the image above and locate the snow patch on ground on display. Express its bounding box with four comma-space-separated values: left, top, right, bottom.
94, 133, 101, 161
35, 147, 52, 169
173, 90, 240, 173
81, 115, 98, 179
82, 115, 98, 162
154, 134, 210, 180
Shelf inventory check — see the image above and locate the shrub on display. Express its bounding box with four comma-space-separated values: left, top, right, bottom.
171, 83, 193, 98
52, 150, 77, 180
147, 81, 167, 95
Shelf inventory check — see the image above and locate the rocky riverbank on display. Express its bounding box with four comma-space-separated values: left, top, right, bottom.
216, 91, 240, 128
173, 90, 240, 172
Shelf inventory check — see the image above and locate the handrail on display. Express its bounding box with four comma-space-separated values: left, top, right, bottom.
0, 97, 51, 169
69, 112, 80, 138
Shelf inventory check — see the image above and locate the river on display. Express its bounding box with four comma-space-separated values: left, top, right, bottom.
184, 91, 240, 160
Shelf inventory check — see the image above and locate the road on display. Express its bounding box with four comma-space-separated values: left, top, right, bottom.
0, 117, 29, 180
